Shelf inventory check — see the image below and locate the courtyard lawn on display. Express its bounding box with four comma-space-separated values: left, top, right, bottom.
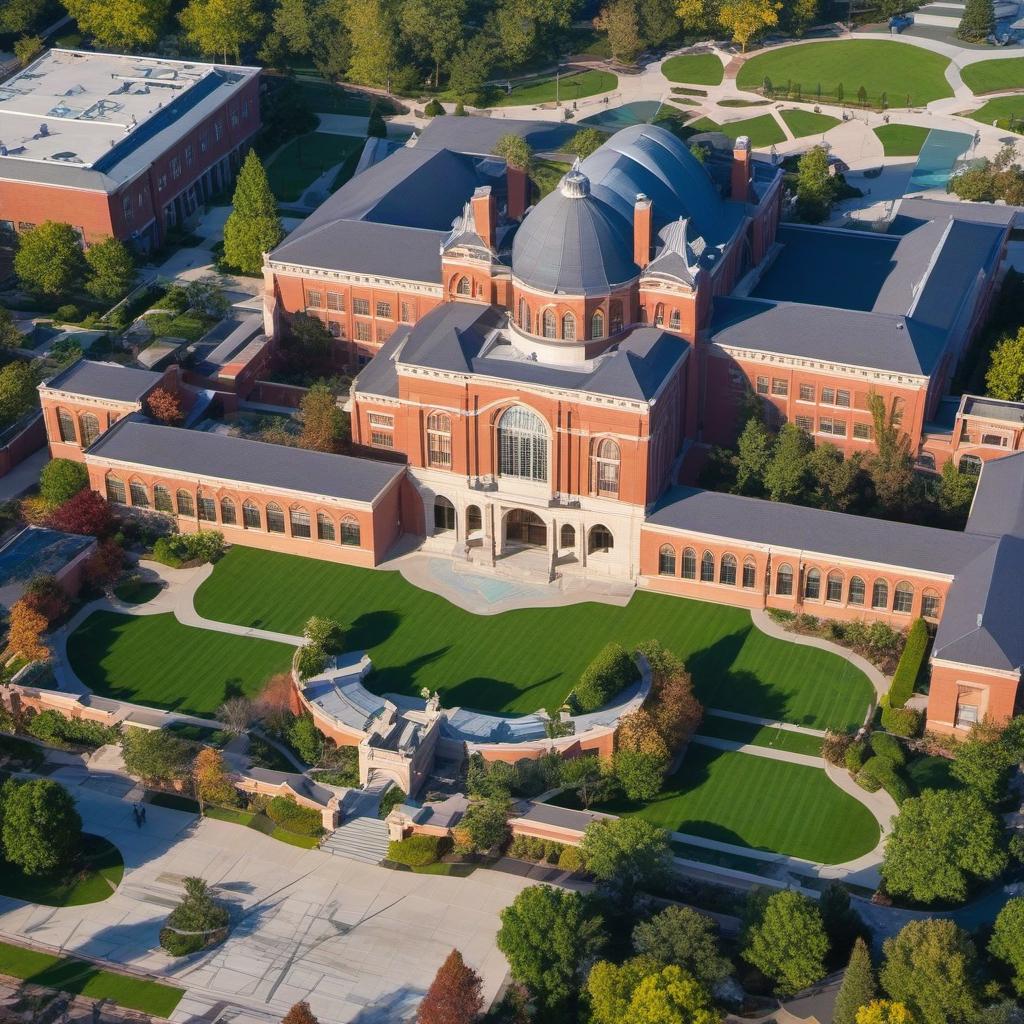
688, 114, 785, 147
0, 940, 183, 1017
961, 57, 1024, 95
874, 123, 930, 156
736, 41, 953, 108
491, 70, 617, 107
779, 107, 840, 138
0, 836, 122, 907
968, 95, 1024, 131
66, 611, 294, 717
696, 716, 823, 757
265, 132, 364, 202
192, 548, 873, 727
662, 53, 724, 86
564, 745, 880, 863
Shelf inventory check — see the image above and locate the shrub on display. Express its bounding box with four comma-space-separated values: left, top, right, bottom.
379, 786, 406, 819
387, 834, 449, 866
858, 756, 911, 804
38, 459, 88, 507
287, 714, 323, 765
151, 531, 224, 569
845, 741, 867, 773
158, 929, 205, 956
822, 731, 853, 767
266, 796, 323, 836
26, 709, 119, 748
424, 98, 445, 117
888, 619, 928, 709
856, 758, 882, 792
54, 304, 81, 322
869, 731, 906, 766
575, 643, 638, 712
161, 877, 229, 956
881, 703, 922, 738
557, 845, 585, 872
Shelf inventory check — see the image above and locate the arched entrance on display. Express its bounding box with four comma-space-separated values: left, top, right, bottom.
588, 524, 614, 554
559, 523, 576, 549
434, 496, 456, 533
466, 505, 482, 536
505, 509, 547, 547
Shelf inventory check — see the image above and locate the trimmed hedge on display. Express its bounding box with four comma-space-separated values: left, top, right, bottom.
844, 741, 867, 773
158, 929, 205, 956
26, 709, 120, 749
888, 618, 928, 709
881, 702, 922, 738
869, 731, 906, 766
387, 834, 449, 867
857, 755, 911, 804
574, 642, 639, 712
265, 796, 323, 836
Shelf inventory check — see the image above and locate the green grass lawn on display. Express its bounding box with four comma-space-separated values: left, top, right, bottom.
968, 95, 1024, 131
204, 806, 321, 849
289, 80, 401, 116
265, 133, 364, 202
0, 940, 183, 1017
491, 70, 617, 107
0, 836, 122, 907
688, 114, 786, 147
114, 579, 162, 605
718, 98, 771, 107
961, 58, 1024, 95
874, 124, 930, 156
533, 159, 572, 199
905, 754, 961, 796
662, 53, 724, 86
696, 716, 823, 757
780, 108, 841, 138
736, 41, 953, 108
67, 611, 294, 716
562, 745, 880, 863
192, 548, 872, 726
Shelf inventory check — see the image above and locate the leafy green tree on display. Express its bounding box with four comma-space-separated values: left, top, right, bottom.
568, 128, 609, 161
867, 393, 915, 516
560, 754, 612, 808
496, 884, 606, 1015
39, 458, 89, 507
460, 796, 509, 852
985, 328, 1024, 401
632, 905, 731, 987
223, 150, 283, 274
808, 444, 862, 512
936, 460, 977, 525
14, 221, 87, 297
612, 749, 667, 801
63, 0, 169, 50
795, 145, 835, 223
639, 0, 680, 45
595, 0, 644, 64
856, 1002, 914, 1024
2, 778, 82, 875
958, 0, 994, 40
763, 422, 812, 503
400, 0, 467, 87
447, 33, 494, 103
880, 919, 979, 1024
834, 938, 877, 1024
121, 728, 196, 787
299, 381, 347, 453
84, 236, 135, 302
270, 0, 315, 56
951, 718, 1016, 803
179, 0, 264, 62
287, 714, 323, 763
735, 417, 773, 495
0, 0, 46, 33
718, 0, 781, 50
787, 0, 818, 34
347, 0, 400, 87
580, 817, 671, 910
493, 134, 533, 173
0, 362, 39, 428
990, 897, 1024, 996
742, 890, 828, 995
0, 307, 21, 349
14, 34, 43, 64
881, 788, 1007, 904
589, 957, 720, 1024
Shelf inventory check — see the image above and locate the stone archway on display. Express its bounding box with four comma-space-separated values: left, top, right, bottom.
504, 509, 547, 547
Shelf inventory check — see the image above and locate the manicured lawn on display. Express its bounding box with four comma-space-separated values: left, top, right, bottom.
662, 53, 724, 86
961, 58, 1024, 95
0, 940, 184, 1017
874, 124, 930, 156
114, 579, 162, 605
968, 95, 1024, 131
290, 80, 401, 116
193, 548, 872, 726
533, 159, 572, 199
67, 611, 294, 716
780, 108, 841, 138
491, 70, 617, 106
905, 754, 961, 795
0, 835, 122, 907
204, 806, 321, 849
736, 41, 953, 108
561, 745, 880, 863
696, 716, 823, 757
688, 114, 786, 147
265, 133, 364, 202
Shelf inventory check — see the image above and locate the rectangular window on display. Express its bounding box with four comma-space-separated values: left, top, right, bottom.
243, 503, 260, 528
171, 157, 181, 180
200, 131, 209, 153
157, 174, 167, 191
353, 297, 370, 316
400, 301, 413, 323
798, 383, 814, 402
821, 387, 835, 405
742, 561, 756, 589
853, 423, 872, 440
368, 413, 394, 428
922, 593, 940, 618
317, 514, 335, 541
755, 376, 769, 395
306, 289, 323, 309
355, 322, 371, 342
376, 326, 389, 342
290, 509, 311, 538
956, 702, 979, 729
371, 430, 394, 449
122, 194, 133, 220
835, 389, 850, 408
221, 501, 236, 525
106, 478, 126, 504
155, 487, 172, 513
185, 144, 194, 168
267, 506, 286, 533
819, 417, 847, 437
375, 301, 392, 319
231, 107, 239, 127
214, 121, 223, 141
341, 520, 360, 546
428, 431, 452, 469
981, 433, 1007, 447
130, 481, 149, 508
771, 378, 788, 397
198, 497, 216, 521
795, 415, 814, 432
242, 99, 249, 119
326, 291, 344, 311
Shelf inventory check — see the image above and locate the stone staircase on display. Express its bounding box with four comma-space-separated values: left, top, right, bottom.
321, 813, 390, 864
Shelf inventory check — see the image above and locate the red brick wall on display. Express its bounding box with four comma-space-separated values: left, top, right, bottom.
927, 661, 1021, 734
0, 413, 46, 477
0, 181, 117, 245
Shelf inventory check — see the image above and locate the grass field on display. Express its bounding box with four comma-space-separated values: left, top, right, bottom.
736, 41, 953, 108
558, 745, 880, 863
0, 940, 183, 1017
289, 80, 401, 116
961, 57, 1024, 95
780, 108, 840, 138
0, 836, 122, 907
265, 133, 364, 202
191, 548, 872, 725
67, 611, 294, 716
662, 54, 724, 86
491, 70, 617, 107
968, 95, 1024, 131
696, 716, 823, 757
533, 159, 572, 199
114, 579, 162, 605
874, 124, 930, 156
204, 806, 320, 849
688, 114, 786, 147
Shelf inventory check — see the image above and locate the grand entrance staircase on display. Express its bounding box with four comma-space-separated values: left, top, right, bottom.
319, 776, 392, 864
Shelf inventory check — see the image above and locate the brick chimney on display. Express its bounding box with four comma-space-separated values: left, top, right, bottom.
506, 165, 530, 221
471, 185, 496, 251
633, 193, 652, 269
731, 136, 751, 202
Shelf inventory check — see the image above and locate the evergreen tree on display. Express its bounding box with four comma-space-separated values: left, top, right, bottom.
417, 949, 483, 1024
958, 0, 994, 41
834, 938, 877, 1024
223, 150, 283, 275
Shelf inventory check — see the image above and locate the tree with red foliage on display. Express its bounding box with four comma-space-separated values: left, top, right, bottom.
281, 1002, 319, 1024
84, 540, 123, 588
417, 949, 483, 1024
22, 574, 69, 625
46, 489, 113, 537
145, 387, 184, 425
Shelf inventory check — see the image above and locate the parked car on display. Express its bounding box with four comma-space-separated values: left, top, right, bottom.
889, 14, 914, 32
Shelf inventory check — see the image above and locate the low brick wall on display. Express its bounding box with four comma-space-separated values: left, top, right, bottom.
251, 380, 309, 408
0, 410, 45, 478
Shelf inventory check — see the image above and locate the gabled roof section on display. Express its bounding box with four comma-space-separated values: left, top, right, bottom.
644, 217, 705, 287
41, 359, 163, 403
414, 116, 580, 157
965, 451, 1024, 541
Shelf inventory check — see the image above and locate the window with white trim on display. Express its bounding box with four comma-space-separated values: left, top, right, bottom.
497, 406, 548, 482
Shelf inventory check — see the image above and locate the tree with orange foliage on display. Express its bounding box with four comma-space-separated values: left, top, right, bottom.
650, 671, 703, 750
193, 747, 237, 812
7, 600, 49, 660
281, 1003, 318, 1024
259, 673, 296, 732
417, 949, 483, 1024
617, 708, 670, 759
145, 387, 184, 425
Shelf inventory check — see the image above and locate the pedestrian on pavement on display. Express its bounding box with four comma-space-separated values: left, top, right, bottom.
132, 806, 141, 827
140, 804, 146, 824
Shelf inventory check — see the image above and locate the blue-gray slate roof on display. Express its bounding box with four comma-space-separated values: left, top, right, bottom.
42, 359, 163, 403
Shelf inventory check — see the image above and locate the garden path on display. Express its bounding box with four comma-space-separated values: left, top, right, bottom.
690, 734, 823, 768
704, 709, 826, 737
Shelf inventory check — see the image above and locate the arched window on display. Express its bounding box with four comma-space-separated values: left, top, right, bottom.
871, 579, 888, 610
658, 545, 676, 576
560, 523, 575, 548
609, 300, 623, 334
197, 495, 216, 521
266, 502, 285, 533
317, 512, 335, 541
700, 550, 714, 582
176, 489, 194, 516
593, 438, 620, 497
340, 516, 361, 546
498, 406, 548, 482
669, 309, 681, 331
588, 524, 613, 554
243, 500, 261, 529
290, 506, 311, 538
106, 476, 126, 504
826, 571, 843, 603
776, 563, 794, 596
57, 409, 76, 443
129, 480, 148, 508
542, 309, 557, 339
804, 568, 821, 600
467, 506, 482, 535
681, 548, 697, 580
426, 412, 452, 469
719, 553, 737, 585
518, 298, 530, 331
742, 557, 757, 589
848, 577, 866, 606
456, 276, 471, 296
434, 496, 456, 532
654, 303, 665, 327
959, 454, 982, 474
922, 588, 941, 619
561, 313, 576, 341
220, 498, 236, 525
154, 484, 172, 513
79, 413, 100, 447
639, 305, 648, 324
591, 309, 604, 339
893, 581, 914, 614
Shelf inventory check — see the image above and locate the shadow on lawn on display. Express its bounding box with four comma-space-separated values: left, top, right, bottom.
346, 609, 402, 652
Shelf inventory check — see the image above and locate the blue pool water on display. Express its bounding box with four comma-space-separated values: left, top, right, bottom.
428, 559, 543, 605
580, 100, 663, 130
905, 128, 974, 193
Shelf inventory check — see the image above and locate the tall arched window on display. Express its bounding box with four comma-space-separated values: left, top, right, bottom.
700, 551, 714, 583
154, 484, 172, 513
562, 313, 576, 341
593, 438, 620, 498
290, 506, 311, 538
922, 588, 941, 619
591, 309, 604, 339
588, 524, 613, 554
220, 498, 237, 525
871, 579, 888, 610
742, 557, 756, 589
197, 495, 216, 521
129, 480, 148, 508
426, 412, 452, 469
658, 545, 676, 576
106, 476, 126, 504
826, 571, 843, 603
804, 568, 821, 600
79, 414, 100, 447
776, 563, 794, 596
893, 581, 914, 614
243, 500, 261, 529
497, 406, 548, 482
654, 303, 665, 327
560, 523, 575, 548
176, 489, 194, 516
542, 309, 557, 339
467, 506, 482, 534
518, 298, 530, 331
317, 513, 335, 541
669, 309, 681, 331
456, 276, 471, 296
848, 577, 866, 605
57, 409, 76, 443
266, 502, 285, 533
719, 553, 737, 585
340, 516, 360, 546
434, 496, 456, 532
682, 548, 697, 580
609, 300, 623, 334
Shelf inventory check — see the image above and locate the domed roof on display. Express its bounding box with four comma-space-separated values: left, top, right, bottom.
511, 164, 637, 296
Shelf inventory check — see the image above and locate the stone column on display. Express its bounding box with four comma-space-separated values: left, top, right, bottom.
491, 504, 501, 562
548, 517, 558, 581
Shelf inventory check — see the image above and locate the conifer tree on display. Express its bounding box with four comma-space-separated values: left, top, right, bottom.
223, 150, 283, 274
957, 0, 993, 40
417, 949, 483, 1024
834, 938, 877, 1024
281, 1003, 319, 1024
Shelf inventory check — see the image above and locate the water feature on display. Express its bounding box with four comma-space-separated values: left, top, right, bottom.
579, 100, 663, 130
905, 128, 975, 193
